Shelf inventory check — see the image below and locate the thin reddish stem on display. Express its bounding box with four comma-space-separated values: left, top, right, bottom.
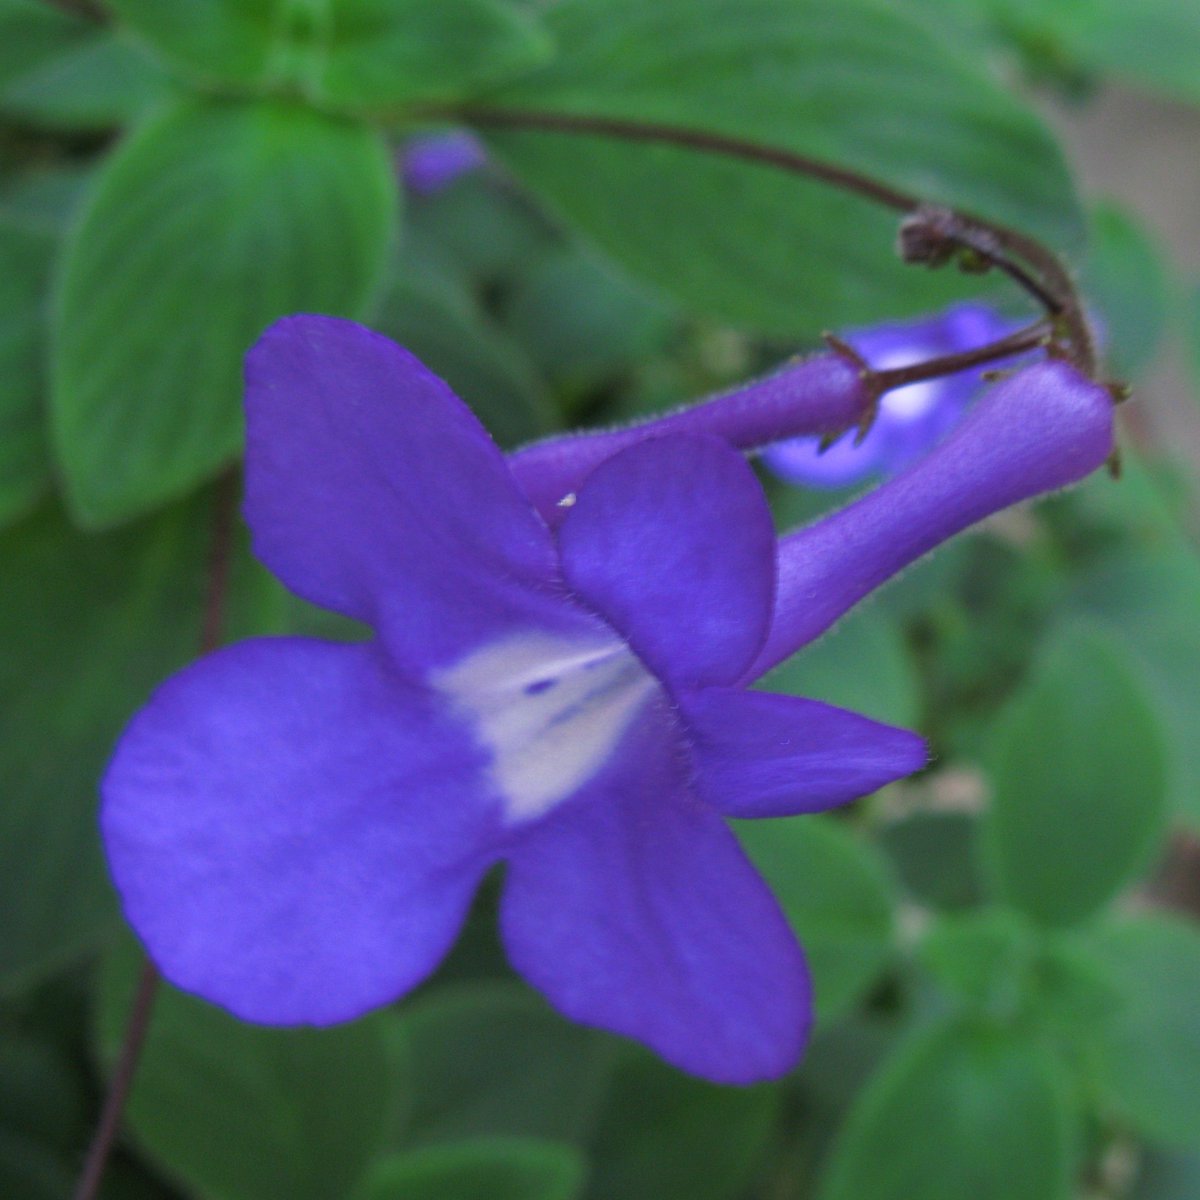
72, 470, 240, 1200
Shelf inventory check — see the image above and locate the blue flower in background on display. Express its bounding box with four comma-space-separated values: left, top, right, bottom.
100, 317, 1112, 1083
764, 304, 1017, 488
401, 129, 488, 195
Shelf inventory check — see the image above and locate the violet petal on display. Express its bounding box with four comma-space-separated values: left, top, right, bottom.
681, 686, 927, 817
101, 638, 499, 1024
499, 709, 810, 1083
558, 433, 776, 690
244, 316, 592, 673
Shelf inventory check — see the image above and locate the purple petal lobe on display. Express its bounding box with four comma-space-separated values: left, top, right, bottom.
510, 352, 867, 525
500, 710, 810, 1083
753, 361, 1114, 676
681, 687, 927, 817
245, 316, 588, 674
558, 434, 776, 690
102, 638, 500, 1025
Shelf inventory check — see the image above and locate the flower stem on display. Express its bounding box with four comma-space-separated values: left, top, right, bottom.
869, 319, 1054, 393
439, 104, 1096, 375
71, 961, 159, 1200
72, 470, 240, 1200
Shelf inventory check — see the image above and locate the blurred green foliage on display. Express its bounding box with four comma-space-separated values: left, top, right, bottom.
2, 1, 1199, 1197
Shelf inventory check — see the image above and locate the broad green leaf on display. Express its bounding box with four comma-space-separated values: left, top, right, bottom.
1084, 201, 1170, 379
980, 623, 1168, 927
358, 1138, 585, 1200
818, 1021, 1074, 1200
0, 0, 93, 94
405, 170, 553, 288
920, 912, 1120, 1039
759, 604, 918, 728
0, 218, 55, 526
393, 980, 614, 1147
370, 266, 554, 448
783, 1015, 906, 1197
586, 1048, 780, 1200
1084, 915, 1200, 1149
0, 1029, 90, 1200
879, 811, 984, 912
503, 246, 675, 391
735, 816, 895, 1025
52, 96, 396, 526
0, 165, 92, 232
108, 0, 550, 107
996, 0, 1200, 104
1069, 549, 1200, 827
1062, 456, 1200, 826
1, 30, 172, 131
479, 0, 1083, 334
97, 938, 405, 1200
318, 0, 551, 109
0, 493, 284, 993
918, 908, 1035, 1020
1132, 1148, 1200, 1200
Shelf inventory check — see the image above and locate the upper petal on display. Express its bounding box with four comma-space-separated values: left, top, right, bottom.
244, 316, 587, 674
680, 686, 927, 818
499, 707, 811, 1084
101, 637, 500, 1024
557, 434, 776, 691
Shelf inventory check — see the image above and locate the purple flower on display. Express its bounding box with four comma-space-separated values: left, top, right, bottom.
101, 317, 1112, 1083
401, 130, 488, 195
763, 303, 1017, 488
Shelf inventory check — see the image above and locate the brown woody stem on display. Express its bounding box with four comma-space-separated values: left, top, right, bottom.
439, 105, 1096, 375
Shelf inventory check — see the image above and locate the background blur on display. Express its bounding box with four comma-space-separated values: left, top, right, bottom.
2, 2, 1199, 1198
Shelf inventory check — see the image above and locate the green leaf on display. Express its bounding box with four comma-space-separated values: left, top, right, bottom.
1084, 201, 1170, 379
0, 29, 173, 131
918, 908, 1035, 1020
980, 622, 1168, 927
405, 170, 553, 287
1084, 915, 1200, 1149
1132, 1148, 1200, 1200
370, 265, 554, 448
0, 493, 284, 994
999, 0, 1200, 105
879, 812, 984, 912
479, 0, 1083, 334
108, 0, 550, 107
818, 1021, 1074, 1200
0, 0, 93, 94
52, 95, 396, 526
96, 937, 405, 1200
758, 605, 918, 729
0, 1029, 90, 1200
0, 218, 55, 527
503, 245, 675, 392
357, 1138, 585, 1200
0, 165, 92, 232
1063, 457, 1200, 827
735, 816, 895, 1025
586, 1048, 780, 1200
393, 980, 614, 1147
317, 0, 552, 110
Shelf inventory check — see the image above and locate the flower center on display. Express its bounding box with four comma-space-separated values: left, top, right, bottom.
433, 632, 658, 824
